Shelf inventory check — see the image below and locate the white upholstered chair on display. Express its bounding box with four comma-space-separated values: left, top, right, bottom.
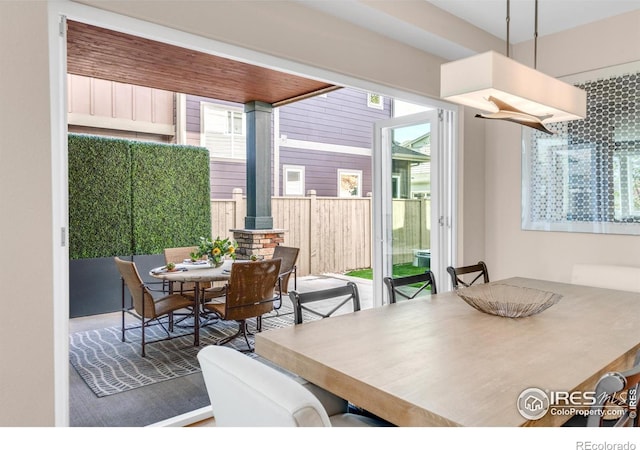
197, 345, 389, 427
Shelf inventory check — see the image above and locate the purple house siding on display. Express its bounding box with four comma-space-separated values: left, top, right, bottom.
280, 147, 372, 197
186, 88, 389, 198
187, 95, 273, 198
209, 160, 247, 198
279, 89, 391, 148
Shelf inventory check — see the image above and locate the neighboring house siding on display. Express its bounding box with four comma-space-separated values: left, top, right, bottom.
67, 125, 172, 143
67, 74, 176, 142
210, 160, 247, 199
278, 88, 391, 148
280, 147, 371, 197
186, 95, 273, 198
69, 80, 384, 200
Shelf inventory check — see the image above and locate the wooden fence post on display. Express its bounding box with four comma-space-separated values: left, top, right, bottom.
307, 190, 319, 275
420, 198, 428, 250
232, 188, 243, 230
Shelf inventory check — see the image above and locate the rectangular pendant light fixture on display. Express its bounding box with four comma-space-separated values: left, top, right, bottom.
440, 50, 586, 123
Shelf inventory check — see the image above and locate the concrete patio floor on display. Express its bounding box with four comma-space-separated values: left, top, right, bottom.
69, 273, 375, 333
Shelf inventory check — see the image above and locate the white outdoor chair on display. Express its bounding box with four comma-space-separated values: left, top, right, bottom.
197, 345, 390, 427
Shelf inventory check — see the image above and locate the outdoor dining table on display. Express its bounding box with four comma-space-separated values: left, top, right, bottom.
255, 277, 640, 427
149, 260, 232, 346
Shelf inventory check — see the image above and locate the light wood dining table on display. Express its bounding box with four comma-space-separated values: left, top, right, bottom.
255, 277, 640, 427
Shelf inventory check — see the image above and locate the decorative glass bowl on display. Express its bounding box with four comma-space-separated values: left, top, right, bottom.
455, 283, 562, 318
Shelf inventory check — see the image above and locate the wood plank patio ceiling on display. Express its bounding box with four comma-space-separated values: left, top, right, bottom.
66, 20, 339, 106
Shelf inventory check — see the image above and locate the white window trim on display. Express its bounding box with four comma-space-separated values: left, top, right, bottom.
200, 101, 246, 160
367, 92, 384, 110
283, 165, 305, 197
338, 169, 363, 197
49, 0, 449, 428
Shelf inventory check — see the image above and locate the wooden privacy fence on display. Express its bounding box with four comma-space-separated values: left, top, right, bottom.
211, 189, 430, 276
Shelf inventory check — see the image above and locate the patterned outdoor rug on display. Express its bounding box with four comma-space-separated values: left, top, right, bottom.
69, 306, 303, 397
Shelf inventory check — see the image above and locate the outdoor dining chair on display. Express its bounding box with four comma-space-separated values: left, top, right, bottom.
271, 245, 299, 311
447, 261, 489, 290
272, 245, 299, 294
114, 257, 194, 357
383, 270, 437, 304
202, 258, 281, 352
288, 281, 361, 325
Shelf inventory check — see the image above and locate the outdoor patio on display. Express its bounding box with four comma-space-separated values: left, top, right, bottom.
68, 272, 374, 427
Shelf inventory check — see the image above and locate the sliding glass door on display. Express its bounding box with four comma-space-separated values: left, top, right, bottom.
373, 109, 455, 305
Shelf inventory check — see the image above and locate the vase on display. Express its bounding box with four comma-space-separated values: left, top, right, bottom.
208, 257, 224, 268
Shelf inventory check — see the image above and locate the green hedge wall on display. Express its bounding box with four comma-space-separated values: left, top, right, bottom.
132, 142, 211, 255
68, 134, 211, 259
69, 135, 133, 259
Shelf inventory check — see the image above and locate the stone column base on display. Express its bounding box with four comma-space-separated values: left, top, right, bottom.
231, 228, 286, 260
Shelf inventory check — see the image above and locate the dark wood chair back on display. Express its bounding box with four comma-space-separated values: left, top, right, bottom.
383, 270, 437, 304
289, 282, 361, 325
446, 261, 489, 289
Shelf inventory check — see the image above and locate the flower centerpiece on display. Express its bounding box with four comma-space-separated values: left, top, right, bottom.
192, 236, 237, 267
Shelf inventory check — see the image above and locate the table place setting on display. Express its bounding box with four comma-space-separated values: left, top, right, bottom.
150, 260, 214, 274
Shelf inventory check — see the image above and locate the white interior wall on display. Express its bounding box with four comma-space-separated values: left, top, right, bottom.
1, 0, 495, 426
6, 0, 637, 427
485, 11, 640, 282
0, 1, 56, 425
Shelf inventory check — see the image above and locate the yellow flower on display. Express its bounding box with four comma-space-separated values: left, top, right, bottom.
228, 246, 235, 254
212, 248, 221, 255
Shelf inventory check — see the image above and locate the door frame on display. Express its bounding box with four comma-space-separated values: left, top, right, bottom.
373, 109, 457, 305
47, 0, 455, 426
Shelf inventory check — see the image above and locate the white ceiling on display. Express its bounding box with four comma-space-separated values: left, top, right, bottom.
298, 0, 640, 59
428, 0, 640, 43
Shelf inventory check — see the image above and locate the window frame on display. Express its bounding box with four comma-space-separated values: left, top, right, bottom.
200, 101, 246, 160
367, 92, 384, 110
338, 169, 363, 197
283, 164, 305, 197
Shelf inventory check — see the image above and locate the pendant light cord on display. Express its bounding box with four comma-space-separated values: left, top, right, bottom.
506, 0, 540, 67
534, 0, 538, 69
506, 0, 510, 57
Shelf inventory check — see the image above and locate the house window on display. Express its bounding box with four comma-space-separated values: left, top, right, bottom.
367, 93, 384, 110
392, 175, 401, 199
338, 169, 362, 197
613, 152, 640, 219
522, 66, 640, 235
283, 165, 305, 196
201, 102, 246, 159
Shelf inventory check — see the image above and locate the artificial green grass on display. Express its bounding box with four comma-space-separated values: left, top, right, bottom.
345, 263, 428, 280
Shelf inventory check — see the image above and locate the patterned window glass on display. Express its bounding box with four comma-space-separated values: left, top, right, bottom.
522, 67, 640, 235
